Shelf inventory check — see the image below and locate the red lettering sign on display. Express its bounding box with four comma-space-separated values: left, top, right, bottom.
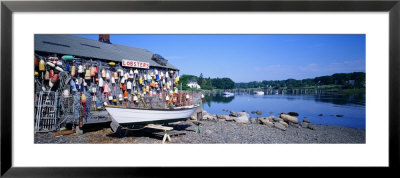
122, 59, 150, 69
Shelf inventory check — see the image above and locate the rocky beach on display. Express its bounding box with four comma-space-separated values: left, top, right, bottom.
34, 110, 365, 144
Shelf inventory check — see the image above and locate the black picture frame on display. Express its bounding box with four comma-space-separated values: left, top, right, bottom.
1, 0, 399, 177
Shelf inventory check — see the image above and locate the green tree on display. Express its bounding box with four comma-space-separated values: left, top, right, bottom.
178, 74, 197, 90
198, 73, 208, 89
211, 77, 235, 89
198, 73, 204, 86
203, 77, 213, 90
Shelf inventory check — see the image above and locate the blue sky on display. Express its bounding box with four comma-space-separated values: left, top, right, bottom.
75, 34, 365, 83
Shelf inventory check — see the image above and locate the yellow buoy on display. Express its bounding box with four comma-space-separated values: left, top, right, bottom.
139, 77, 143, 85
39, 58, 45, 71
81, 93, 87, 104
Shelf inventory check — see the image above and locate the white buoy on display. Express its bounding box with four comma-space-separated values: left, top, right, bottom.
63, 89, 69, 97
127, 81, 132, 90
55, 66, 64, 72
78, 65, 83, 73
46, 62, 55, 67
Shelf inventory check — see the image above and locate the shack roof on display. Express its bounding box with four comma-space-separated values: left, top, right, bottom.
34, 34, 178, 70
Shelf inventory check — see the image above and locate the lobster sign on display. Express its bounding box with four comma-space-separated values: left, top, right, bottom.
122, 59, 150, 69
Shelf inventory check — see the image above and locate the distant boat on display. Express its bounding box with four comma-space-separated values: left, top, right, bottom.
222, 92, 234, 97
255, 91, 264, 95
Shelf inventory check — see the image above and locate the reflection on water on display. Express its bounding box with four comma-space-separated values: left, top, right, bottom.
203, 95, 235, 107
202, 92, 366, 129
314, 93, 365, 106
204, 93, 365, 106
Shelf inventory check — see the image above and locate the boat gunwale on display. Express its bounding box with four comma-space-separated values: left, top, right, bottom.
105, 105, 199, 111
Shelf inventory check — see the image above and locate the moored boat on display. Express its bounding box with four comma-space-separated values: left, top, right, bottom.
255, 91, 264, 95
222, 92, 234, 97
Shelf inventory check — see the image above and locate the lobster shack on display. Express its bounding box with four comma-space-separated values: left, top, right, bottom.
34, 34, 201, 134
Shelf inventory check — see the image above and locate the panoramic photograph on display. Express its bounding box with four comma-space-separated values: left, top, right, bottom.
34, 34, 366, 144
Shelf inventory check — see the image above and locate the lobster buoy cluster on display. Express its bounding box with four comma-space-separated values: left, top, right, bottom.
34, 53, 186, 109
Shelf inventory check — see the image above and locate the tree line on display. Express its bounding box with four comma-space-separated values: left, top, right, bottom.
178, 73, 234, 90
235, 72, 365, 89
179, 72, 365, 90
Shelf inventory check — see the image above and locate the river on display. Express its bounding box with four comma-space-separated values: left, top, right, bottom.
201, 92, 366, 129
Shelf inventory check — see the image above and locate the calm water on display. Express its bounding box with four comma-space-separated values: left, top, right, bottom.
202, 93, 366, 129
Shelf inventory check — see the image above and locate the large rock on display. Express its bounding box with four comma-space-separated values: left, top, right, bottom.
261, 118, 274, 127
249, 117, 257, 124
225, 116, 234, 121
229, 111, 239, 117
255, 117, 263, 124
201, 115, 209, 120
267, 115, 283, 122
233, 112, 250, 123
279, 121, 289, 128
190, 115, 197, 120
289, 122, 301, 128
216, 115, 229, 120
239, 112, 249, 117
300, 121, 309, 128
280, 114, 299, 124
204, 115, 216, 121
274, 122, 287, 131
202, 114, 214, 120
288, 112, 299, 116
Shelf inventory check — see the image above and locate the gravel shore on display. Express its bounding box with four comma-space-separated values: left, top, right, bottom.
34, 119, 365, 144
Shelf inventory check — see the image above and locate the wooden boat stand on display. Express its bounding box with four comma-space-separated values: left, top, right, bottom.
144, 124, 174, 144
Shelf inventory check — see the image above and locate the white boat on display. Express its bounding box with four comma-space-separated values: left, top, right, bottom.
106, 105, 199, 128
274, 90, 279, 95
222, 92, 234, 97
255, 91, 264, 95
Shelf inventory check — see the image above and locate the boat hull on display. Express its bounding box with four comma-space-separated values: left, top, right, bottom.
106, 106, 199, 126
222, 92, 234, 97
